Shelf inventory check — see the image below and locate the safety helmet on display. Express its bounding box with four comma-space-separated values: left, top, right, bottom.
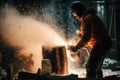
71, 1, 86, 17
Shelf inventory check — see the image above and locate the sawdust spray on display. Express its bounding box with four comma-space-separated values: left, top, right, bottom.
0, 7, 67, 72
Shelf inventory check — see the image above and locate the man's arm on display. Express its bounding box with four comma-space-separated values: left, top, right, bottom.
77, 14, 93, 48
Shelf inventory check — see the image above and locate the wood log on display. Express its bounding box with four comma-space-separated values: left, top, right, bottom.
42, 59, 52, 75
42, 46, 68, 75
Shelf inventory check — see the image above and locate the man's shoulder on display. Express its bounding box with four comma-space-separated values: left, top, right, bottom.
82, 14, 96, 22
85, 14, 96, 19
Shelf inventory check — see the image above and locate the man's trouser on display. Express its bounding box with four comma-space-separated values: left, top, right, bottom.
86, 39, 111, 78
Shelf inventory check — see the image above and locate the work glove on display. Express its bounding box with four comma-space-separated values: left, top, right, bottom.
67, 45, 79, 52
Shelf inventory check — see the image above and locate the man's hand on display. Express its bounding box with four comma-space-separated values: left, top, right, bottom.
67, 45, 79, 52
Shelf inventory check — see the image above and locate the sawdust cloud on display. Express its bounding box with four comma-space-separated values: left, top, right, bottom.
0, 7, 67, 72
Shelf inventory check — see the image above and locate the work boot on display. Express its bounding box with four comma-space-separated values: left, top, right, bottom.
86, 68, 96, 78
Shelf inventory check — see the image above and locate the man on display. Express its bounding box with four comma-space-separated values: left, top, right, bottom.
68, 1, 112, 78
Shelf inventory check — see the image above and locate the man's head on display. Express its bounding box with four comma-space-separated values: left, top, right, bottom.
71, 1, 86, 20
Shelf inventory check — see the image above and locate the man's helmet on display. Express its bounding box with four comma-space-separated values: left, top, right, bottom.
71, 1, 86, 17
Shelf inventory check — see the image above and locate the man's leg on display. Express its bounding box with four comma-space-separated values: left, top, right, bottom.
96, 69, 103, 78
86, 51, 97, 78
86, 45, 103, 78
